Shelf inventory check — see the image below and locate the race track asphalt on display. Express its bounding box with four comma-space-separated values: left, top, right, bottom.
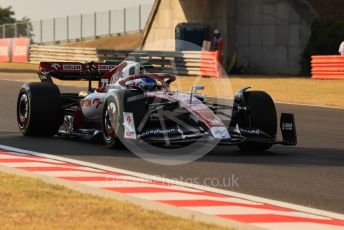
0, 79, 343, 213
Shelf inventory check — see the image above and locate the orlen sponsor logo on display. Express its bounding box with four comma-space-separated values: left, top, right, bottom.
13, 46, 27, 56
63, 64, 82, 71
98, 65, 115, 71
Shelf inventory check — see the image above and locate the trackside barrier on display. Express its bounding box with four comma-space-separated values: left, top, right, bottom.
312, 55, 344, 79
11, 38, 30, 63
200, 51, 221, 78
29, 45, 98, 63
0, 38, 30, 63
29, 45, 221, 77
0, 39, 11, 62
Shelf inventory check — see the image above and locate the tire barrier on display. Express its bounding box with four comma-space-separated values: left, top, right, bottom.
312, 55, 344, 79
200, 51, 221, 78
29, 45, 222, 77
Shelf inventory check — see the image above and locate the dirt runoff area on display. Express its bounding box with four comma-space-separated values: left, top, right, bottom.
0, 70, 343, 108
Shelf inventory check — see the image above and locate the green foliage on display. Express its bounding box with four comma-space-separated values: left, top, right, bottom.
0, 6, 15, 24
0, 6, 33, 40
18, 16, 33, 39
301, 19, 344, 75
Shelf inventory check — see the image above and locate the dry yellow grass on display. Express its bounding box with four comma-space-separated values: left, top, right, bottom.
0, 172, 229, 230
0, 63, 37, 72
173, 76, 344, 108
230, 77, 344, 108
63, 33, 143, 50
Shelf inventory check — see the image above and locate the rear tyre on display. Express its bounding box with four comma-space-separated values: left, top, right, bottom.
102, 95, 124, 149
238, 91, 277, 151
17, 82, 62, 136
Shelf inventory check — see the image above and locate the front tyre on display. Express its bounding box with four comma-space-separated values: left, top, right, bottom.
102, 96, 123, 149
17, 82, 62, 136
238, 91, 277, 151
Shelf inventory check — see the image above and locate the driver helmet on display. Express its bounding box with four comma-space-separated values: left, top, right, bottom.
214, 29, 220, 35
127, 76, 157, 91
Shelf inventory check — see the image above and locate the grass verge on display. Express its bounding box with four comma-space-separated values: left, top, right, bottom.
173, 76, 344, 108
0, 63, 37, 73
62, 33, 143, 49
0, 172, 229, 230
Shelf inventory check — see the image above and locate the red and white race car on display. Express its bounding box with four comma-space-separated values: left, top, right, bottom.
17, 60, 297, 151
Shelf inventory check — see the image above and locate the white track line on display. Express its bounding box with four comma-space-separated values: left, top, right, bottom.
275, 101, 344, 110
185, 207, 332, 219
254, 223, 344, 230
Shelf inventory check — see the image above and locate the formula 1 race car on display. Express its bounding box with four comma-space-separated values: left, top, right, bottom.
16, 60, 297, 152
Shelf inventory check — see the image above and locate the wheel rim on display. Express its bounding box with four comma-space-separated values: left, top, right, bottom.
103, 102, 116, 142
18, 94, 29, 128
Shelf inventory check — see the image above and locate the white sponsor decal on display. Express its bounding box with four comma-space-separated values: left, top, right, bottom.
210, 127, 230, 139
282, 122, 293, 131
240, 128, 262, 135
98, 65, 115, 71
100, 78, 109, 87
123, 112, 136, 139
13, 46, 27, 56
138, 128, 182, 138
63, 64, 82, 71
51, 63, 61, 70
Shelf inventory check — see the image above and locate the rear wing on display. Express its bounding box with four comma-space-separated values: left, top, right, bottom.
38, 62, 116, 82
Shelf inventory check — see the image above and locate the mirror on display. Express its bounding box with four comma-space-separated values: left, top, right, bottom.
192, 85, 205, 93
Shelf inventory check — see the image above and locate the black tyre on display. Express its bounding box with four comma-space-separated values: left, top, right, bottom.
17, 82, 62, 136
238, 91, 277, 151
102, 95, 124, 149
